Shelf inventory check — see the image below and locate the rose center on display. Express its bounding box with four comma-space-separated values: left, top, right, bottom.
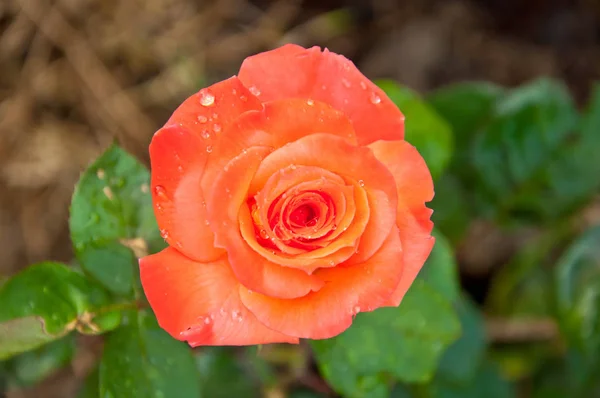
289, 204, 318, 228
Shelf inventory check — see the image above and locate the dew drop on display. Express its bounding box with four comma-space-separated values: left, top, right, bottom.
259, 229, 269, 239
212, 113, 219, 120
96, 169, 105, 179
204, 317, 211, 324
204, 219, 210, 226
201, 130, 210, 139
369, 92, 381, 104
219, 308, 226, 316
290, 164, 297, 170
197, 115, 208, 123
359, 81, 367, 90
206, 145, 213, 153
232, 88, 237, 95
140, 183, 149, 193
231, 310, 240, 320
160, 229, 169, 239
154, 185, 168, 198
213, 123, 222, 133
358, 179, 365, 187
177, 165, 183, 172
306, 99, 314, 106
249, 86, 261, 96
199, 90, 215, 106
353, 306, 361, 314
329, 260, 335, 266
225, 187, 230, 193
240, 95, 248, 102
341, 78, 351, 88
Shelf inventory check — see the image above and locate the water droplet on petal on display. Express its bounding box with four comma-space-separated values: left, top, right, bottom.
177, 165, 183, 172
329, 260, 335, 266
219, 308, 226, 316
249, 86, 261, 96
240, 95, 247, 102
354, 306, 361, 314
204, 317, 211, 324
204, 219, 210, 226
160, 229, 169, 239
199, 90, 215, 106
154, 185, 168, 198
213, 123, 221, 133
360, 81, 367, 90
231, 310, 240, 320
369, 92, 381, 104
206, 145, 213, 153
306, 99, 314, 106
197, 115, 208, 123
201, 130, 210, 139
358, 179, 365, 187
341, 78, 351, 88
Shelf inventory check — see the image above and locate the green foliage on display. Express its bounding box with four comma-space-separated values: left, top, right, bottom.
311, 279, 461, 397
0, 262, 120, 360
377, 80, 454, 181
98, 310, 200, 398
70, 144, 163, 297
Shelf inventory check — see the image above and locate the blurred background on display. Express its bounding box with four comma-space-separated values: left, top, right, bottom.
1, 0, 600, 397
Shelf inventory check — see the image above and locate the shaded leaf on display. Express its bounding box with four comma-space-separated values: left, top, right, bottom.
0, 262, 120, 360
417, 230, 461, 303
436, 296, 486, 385
99, 310, 200, 398
6, 335, 75, 387
429, 360, 515, 398
311, 280, 460, 397
377, 80, 454, 180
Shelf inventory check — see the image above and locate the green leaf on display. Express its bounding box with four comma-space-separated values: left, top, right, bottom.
377, 80, 454, 180
429, 174, 473, 244
311, 280, 461, 397
417, 230, 461, 303
426, 82, 504, 151
0, 262, 120, 360
436, 296, 486, 385
99, 309, 200, 398
470, 78, 581, 222
6, 335, 75, 387
70, 144, 163, 296
195, 347, 261, 398
78, 367, 100, 398
554, 225, 600, 390
429, 360, 515, 398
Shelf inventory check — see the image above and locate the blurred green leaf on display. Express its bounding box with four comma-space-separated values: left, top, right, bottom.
554, 225, 600, 393
436, 296, 486, 385
289, 389, 328, 398
470, 78, 582, 223
311, 280, 460, 397
429, 174, 473, 244
70, 144, 163, 296
6, 335, 75, 387
377, 80, 454, 180
195, 347, 261, 398
78, 366, 100, 398
417, 230, 461, 303
426, 82, 504, 151
0, 262, 120, 360
99, 309, 200, 398
429, 360, 515, 398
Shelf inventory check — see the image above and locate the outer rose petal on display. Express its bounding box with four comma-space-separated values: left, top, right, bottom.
368, 140, 435, 306
150, 125, 223, 262
150, 77, 263, 262
238, 44, 404, 145
239, 226, 404, 339
206, 146, 325, 299
139, 248, 298, 346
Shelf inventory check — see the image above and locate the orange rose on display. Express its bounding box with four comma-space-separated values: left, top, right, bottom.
139, 44, 434, 346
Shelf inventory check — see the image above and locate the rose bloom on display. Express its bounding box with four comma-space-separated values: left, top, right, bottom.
139, 44, 434, 346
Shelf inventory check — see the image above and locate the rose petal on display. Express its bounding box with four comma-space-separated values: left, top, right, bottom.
206, 146, 325, 298
203, 98, 357, 197
150, 125, 224, 262
167, 76, 263, 146
238, 44, 404, 145
239, 226, 403, 339
139, 248, 298, 346
368, 140, 435, 306
253, 134, 397, 264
